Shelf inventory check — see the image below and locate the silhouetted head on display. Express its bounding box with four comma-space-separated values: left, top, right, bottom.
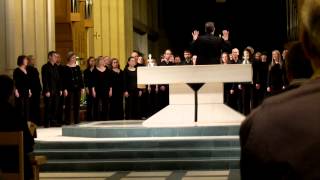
301, 0, 320, 70
205, 22, 215, 34
286, 42, 313, 81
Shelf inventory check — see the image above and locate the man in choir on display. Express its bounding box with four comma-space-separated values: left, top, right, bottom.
191, 22, 231, 64
131, 50, 140, 63
174, 55, 182, 65
56, 53, 65, 125
158, 49, 174, 110
231, 48, 241, 64
256, 52, 269, 104
228, 48, 242, 112
240, 1, 320, 178
27, 55, 42, 125
240, 49, 252, 115
160, 49, 175, 66
180, 50, 193, 65
0, 75, 35, 180
251, 52, 262, 108
282, 49, 288, 63
41, 51, 62, 127
282, 49, 290, 86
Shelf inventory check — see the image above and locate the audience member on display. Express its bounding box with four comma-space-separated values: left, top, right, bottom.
240, 0, 320, 178
0, 75, 34, 180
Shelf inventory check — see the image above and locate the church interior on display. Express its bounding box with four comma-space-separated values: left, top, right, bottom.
2, 0, 319, 180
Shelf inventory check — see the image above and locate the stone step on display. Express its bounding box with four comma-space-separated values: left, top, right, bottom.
62, 125, 240, 138
35, 136, 239, 150
41, 157, 240, 172
35, 147, 240, 160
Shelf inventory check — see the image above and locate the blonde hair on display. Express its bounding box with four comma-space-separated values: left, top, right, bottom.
270, 50, 283, 70
96, 56, 104, 66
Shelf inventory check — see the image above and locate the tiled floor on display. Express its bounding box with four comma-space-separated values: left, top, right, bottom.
40, 170, 235, 180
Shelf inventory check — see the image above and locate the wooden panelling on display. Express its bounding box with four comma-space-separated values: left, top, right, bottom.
55, 0, 69, 23
55, 23, 73, 61
70, 13, 81, 22
93, 0, 102, 56
93, 0, 133, 68
55, 0, 90, 66
84, 19, 93, 28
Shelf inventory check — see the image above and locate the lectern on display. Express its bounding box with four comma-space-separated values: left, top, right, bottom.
138, 64, 252, 127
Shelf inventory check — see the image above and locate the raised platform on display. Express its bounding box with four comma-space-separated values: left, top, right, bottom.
62, 121, 240, 138
35, 120, 241, 172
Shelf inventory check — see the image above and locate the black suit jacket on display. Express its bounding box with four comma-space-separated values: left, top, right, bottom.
191, 34, 231, 65
27, 65, 42, 94
41, 62, 62, 94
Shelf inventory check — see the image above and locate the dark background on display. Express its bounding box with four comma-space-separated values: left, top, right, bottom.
158, 0, 288, 56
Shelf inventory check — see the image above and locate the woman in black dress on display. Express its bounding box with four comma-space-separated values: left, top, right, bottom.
124, 57, 142, 119
92, 56, 113, 121
110, 58, 124, 120
267, 50, 286, 95
62, 52, 84, 124
13, 55, 32, 122
84, 56, 96, 121
26, 55, 42, 125
137, 56, 148, 119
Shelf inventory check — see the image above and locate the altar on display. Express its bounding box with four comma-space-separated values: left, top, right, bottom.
138, 64, 252, 127
42, 64, 252, 172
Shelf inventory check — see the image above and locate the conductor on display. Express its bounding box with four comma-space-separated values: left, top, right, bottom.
191, 22, 231, 65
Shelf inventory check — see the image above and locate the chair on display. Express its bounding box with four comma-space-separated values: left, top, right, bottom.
27, 121, 48, 180
0, 131, 24, 180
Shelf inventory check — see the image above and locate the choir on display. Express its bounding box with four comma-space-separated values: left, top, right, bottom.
12, 46, 292, 127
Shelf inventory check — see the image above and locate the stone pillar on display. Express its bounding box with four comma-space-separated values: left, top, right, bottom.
0, 0, 55, 75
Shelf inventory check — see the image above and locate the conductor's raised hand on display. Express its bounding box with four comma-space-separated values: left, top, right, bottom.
192, 30, 199, 41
